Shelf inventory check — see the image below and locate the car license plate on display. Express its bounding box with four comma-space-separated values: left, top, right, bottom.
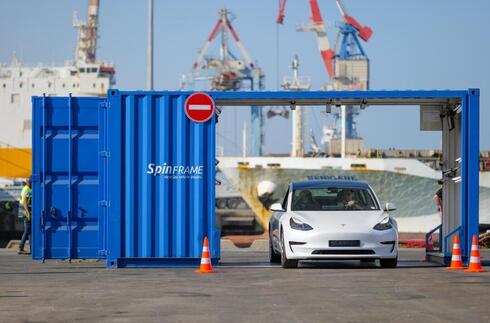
329, 240, 360, 247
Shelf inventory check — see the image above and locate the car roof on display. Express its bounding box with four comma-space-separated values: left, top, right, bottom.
291, 180, 370, 190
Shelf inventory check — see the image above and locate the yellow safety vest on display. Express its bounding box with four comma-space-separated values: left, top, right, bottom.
20, 185, 32, 211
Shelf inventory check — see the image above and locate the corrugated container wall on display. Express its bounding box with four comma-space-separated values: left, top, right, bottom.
102, 91, 218, 268
32, 96, 104, 260
32, 92, 219, 267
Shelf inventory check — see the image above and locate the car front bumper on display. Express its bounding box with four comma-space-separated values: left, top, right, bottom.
283, 227, 398, 260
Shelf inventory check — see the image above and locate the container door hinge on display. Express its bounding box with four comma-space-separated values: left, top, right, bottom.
98, 249, 109, 256
99, 151, 110, 158
99, 200, 111, 207
99, 101, 110, 109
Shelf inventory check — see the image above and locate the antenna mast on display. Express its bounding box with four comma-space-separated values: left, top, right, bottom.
73, 0, 100, 64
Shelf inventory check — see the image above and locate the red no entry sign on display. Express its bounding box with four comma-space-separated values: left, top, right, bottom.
184, 92, 215, 123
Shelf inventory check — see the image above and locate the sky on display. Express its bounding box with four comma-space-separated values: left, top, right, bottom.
1, 0, 489, 155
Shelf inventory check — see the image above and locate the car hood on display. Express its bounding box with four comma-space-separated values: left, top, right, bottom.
289, 210, 389, 230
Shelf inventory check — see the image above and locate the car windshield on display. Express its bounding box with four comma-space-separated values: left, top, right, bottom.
291, 187, 379, 211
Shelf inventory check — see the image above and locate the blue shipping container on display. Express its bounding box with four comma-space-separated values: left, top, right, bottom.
32, 92, 219, 267
103, 91, 218, 268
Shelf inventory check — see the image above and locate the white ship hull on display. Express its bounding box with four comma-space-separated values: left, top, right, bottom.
218, 156, 490, 233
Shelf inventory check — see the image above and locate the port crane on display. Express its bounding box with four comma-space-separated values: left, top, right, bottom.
189, 9, 263, 91
183, 8, 265, 156
279, 0, 372, 85
277, 0, 373, 156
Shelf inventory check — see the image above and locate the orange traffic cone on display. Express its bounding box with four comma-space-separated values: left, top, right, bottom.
195, 237, 217, 274
465, 235, 486, 273
447, 234, 464, 270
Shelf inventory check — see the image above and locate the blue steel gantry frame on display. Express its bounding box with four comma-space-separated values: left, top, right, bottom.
210, 89, 480, 263
30, 89, 479, 267
335, 22, 367, 60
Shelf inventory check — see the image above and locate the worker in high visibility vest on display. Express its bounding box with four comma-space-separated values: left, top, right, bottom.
18, 177, 32, 255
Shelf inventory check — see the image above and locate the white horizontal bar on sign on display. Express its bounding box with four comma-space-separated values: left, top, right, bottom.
189, 104, 212, 111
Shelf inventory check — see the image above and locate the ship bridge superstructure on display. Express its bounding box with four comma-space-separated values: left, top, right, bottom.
0, 0, 115, 178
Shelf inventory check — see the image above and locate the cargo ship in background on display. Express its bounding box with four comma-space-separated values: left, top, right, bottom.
218, 154, 490, 234
0, 0, 115, 243
0, 0, 114, 175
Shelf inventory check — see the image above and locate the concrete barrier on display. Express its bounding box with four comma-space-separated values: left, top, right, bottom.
249, 239, 268, 252
220, 239, 239, 251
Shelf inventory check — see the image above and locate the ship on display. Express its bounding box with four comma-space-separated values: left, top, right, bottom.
0, 0, 115, 244
218, 155, 490, 233
0, 0, 115, 179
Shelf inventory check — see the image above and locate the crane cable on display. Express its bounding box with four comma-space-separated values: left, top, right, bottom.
276, 23, 280, 90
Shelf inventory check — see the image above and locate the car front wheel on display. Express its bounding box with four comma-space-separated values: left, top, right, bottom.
280, 230, 298, 269
269, 231, 281, 263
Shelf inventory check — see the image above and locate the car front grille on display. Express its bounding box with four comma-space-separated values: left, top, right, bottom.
311, 249, 375, 255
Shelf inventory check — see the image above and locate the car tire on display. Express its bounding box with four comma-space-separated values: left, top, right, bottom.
280, 230, 298, 269
269, 232, 281, 263
380, 257, 398, 268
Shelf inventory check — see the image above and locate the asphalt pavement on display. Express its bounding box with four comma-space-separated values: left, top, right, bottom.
0, 247, 489, 322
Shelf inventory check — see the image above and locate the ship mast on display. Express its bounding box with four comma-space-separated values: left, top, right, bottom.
73, 0, 100, 64
282, 56, 311, 157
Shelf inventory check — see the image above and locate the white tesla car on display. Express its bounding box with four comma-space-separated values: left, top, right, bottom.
269, 180, 398, 268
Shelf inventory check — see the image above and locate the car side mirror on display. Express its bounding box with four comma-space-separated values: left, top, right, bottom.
384, 203, 396, 212
270, 203, 285, 212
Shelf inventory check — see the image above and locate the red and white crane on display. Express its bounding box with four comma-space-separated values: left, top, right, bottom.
192, 9, 254, 71
187, 8, 263, 92
276, 0, 287, 25
278, 0, 373, 81
297, 0, 336, 78
335, 0, 372, 42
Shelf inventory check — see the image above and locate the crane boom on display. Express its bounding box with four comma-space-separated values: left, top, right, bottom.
225, 20, 255, 68
276, 0, 287, 24
335, 0, 372, 41
276, 0, 372, 80
192, 19, 222, 70
302, 0, 335, 78
192, 13, 254, 70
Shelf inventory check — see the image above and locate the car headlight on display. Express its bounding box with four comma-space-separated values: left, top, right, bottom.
290, 217, 313, 231
373, 216, 393, 231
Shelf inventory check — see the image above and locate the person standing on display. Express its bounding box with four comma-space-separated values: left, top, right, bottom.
434, 180, 444, 216
18, 177, 32, 255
